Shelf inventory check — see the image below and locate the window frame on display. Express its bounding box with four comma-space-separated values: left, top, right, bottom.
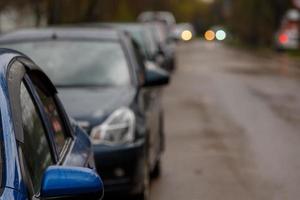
6, 59, 75, 197
120, 34, 145, 87
22, 76, 59, 162
7, 60, 57, 197
19, 80, 55, 194
27, 71, 74, 160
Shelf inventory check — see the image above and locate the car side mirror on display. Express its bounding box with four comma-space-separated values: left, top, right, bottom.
167, 31, 181, 43
40, 166, 104, 200
144, 67, 170, 87
167, 35, 180, 43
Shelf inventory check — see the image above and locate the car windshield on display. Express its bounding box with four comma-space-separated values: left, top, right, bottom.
4, 41, 131, 87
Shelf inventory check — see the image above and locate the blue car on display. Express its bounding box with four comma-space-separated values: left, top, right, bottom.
0, 28, 170, 200
0, 48, 104, 200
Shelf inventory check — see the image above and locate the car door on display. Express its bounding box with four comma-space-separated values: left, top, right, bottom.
6, 61, 56, 198
6, 59, 88, 199
28, 70, 94, 168
26, 71, 73, 161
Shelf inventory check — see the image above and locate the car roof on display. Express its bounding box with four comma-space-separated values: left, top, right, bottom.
138, 11, 176, 25
84, 23, 151, 33
99, 23, 149, 33
0, 27, 121, 43
0, 48, 27, 73
100, 22, 145, 27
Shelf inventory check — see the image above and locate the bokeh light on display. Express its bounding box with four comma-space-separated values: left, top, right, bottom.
216, 30, 227, 41
181, 30, 193, 41
204, 30, 215, 41
279, 33, 288, 44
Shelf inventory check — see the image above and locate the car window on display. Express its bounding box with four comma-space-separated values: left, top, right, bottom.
34, 86, 68, 155
131, 41, 146, 84
132, 41, 146, 71
20, 82, 53, 193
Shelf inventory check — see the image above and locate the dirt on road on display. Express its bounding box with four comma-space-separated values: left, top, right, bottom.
150, 41, 300, 200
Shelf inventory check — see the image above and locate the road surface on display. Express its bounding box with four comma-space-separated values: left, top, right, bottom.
150, 41, 300, 200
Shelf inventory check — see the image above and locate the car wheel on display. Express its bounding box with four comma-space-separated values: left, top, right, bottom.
159, 111, 165, 152
135, 158, 150, 200
169, 58, 176, 72
151, 159, 161, 179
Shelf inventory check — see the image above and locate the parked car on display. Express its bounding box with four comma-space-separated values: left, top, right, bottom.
0, 28, 170, 199
137, 12, 177, 71
96, 22, 171, 71
88, 23, 159, 64
137, 11, 176, 31
274, 9, 300, 51
0, 48, 104, 200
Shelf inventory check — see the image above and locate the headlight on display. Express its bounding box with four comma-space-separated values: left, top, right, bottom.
90, 107, 136, 145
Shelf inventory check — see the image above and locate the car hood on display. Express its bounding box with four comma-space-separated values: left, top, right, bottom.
58, 86, 136, 125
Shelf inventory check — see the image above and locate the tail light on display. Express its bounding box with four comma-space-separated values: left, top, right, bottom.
279, 34, 288, 44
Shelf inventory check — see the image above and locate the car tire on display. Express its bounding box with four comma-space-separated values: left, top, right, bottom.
159, 111, 165, 152
169, 57, 176, 72
134, 158, 150, 200
151, 159, 161, 179
150, 111, 163, 179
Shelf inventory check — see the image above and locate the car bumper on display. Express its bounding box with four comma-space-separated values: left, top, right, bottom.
93, 139, 146, 195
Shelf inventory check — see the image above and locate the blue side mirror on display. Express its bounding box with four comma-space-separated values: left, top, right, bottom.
40, 166, 104, 200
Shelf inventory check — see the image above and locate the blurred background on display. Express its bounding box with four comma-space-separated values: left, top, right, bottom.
2, 1, 300, 200
0, 0, 296, 48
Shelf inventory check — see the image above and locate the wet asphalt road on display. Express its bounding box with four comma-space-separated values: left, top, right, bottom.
150, 41, 300, 200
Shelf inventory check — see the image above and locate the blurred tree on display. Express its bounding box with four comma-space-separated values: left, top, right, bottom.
47, 0, 60, 24
0, 0, 47, 27
0, 0, 293, 46
229, 0, 292, 45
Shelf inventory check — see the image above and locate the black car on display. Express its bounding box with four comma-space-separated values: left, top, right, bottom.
0, 28, 170, 199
